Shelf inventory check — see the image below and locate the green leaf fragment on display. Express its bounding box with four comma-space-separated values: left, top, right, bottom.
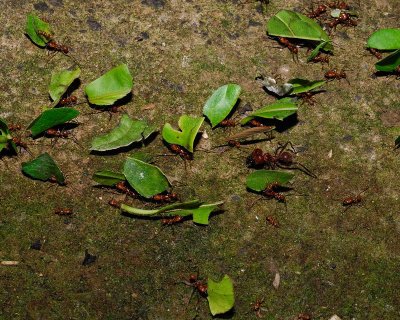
267, 10, 332, 51
246, 170, 295, 192
90, 114, 150, 151
241, 98, 298, 124
85, 64, 133, 106
207, 275, 235, 316
307, 41, 330, 62
395, 136, 400, 148
367, 28, 400, 50
203, 84, 241, 128
170, 201, 223, 225
120, 200, 202, 216
123, 157, 169, 198
162, 115, 204, 152
21, 152, 65, 184
375, 49, 400, 72
0, 119, 16, 153
49, 66, 81, 106
92, 170, 125, 186
25, 13, 53, 47
288, 78, 325, 94
28, 107, 79, 138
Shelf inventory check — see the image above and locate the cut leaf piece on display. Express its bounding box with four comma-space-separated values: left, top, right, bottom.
90, 115, 149, 151
28, 108, 79, 137
288, 78, 325, 94
123, 157, 169, 198
162, 115, 204, 152
21, 152, 65, 184
203, 84, 241, 128
120, 200, 203, 216
375, 49, 400, 72
92, 170, 125, 186
267, 10, 332, 51
246, 170, 295, 192
170, 201, 224, 225
307, 41, 330, 61
241, 98, 298, 124
367, 28, 400, 50
395, 136, 400, 148
207, 275, 235, 316
0, 119, 17, 153
85, 64, 133, 106
49, 66, 81, 106
25, 13, 52, 47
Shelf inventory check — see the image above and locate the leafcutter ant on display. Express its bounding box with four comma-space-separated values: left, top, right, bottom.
297, 91, 319, 106
263, 182, 286, 203
152, 192, 178, 202
161, 215, 184, 225
324, 68, 349, 83
306, 3, 327, 19
266, 215, 279, 227
115, 181, 137, 198
108, 198, 121, 208
182, 272, 208, 300
367, 48, 382, 60
309, 52, 330, 65
251, 298, 266, 318
342, 187, 368, 211
54, 208, 73, 215
277, 37, 299, 62
169, 144, 193, 160
8, 123, 22, 131
59, 95, 78, 106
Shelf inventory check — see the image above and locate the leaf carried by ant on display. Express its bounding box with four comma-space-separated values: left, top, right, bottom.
49, 66, 81, 106
207, 275, 235, 316
25, 13, 53, 47
21, 152, 65, 184
395, 136, 400, 149
306, 40, 330, 62
90, 114, 153, 152
123, 157, 170, 198
241, 98, 298, 124
169, 201, 224, 225
287, 78, 325, 94
28, 107, 79, 138
203, 84, 242, 128
92, 170, 126, 186
120, 200, 203, 216
375, 49, 400, 72
246, 170, 295, 192
162, 115, 204, 152
267, 10, 332, 51
367, 28, 400, 50
85, 64, 133, 106
0, 119, 17, 153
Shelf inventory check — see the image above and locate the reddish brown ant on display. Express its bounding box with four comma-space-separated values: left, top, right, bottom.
59, 95, 78, 106
8, 123, 22, 131
246, 142, 316, 177
266, 215, 279, 227
169, 144, 193, 160
11, 137, 32, 155
297, 313, 312, 320
220, 119, 237, 127
248, 119, 267, 127
263, 182, 286, 203
310, 52, 330, 64
306, 4, 327, 19
297, 91, 318, 106
182, 272, 208, 298
324, 68, 349, 83
277, 37, 299, 61
342, 188, 368, 210
115, 181, 137, 198
45, 128, 70, 139
152, 192, 178, 202
108, 198, 121, 208
251, 298, 265, 318
54, 208, 73, 215
367, 48, 382, 60
161, 215, 184, 225
46, 40, 69, 54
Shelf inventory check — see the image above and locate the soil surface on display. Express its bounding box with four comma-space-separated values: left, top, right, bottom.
1, 0, 400, 319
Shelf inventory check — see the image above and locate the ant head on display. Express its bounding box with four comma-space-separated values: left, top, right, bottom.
189, 274, 197, 283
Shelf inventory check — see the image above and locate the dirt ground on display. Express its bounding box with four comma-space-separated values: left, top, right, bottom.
1, 0, 400, 319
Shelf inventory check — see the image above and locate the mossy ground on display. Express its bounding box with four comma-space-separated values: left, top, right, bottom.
1, 0, 400, 319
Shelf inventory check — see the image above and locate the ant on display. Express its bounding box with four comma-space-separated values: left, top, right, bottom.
251, 298, 266, 318
59, 95, 78, 106
246, 142, 316, 177
37, 30, 54, 42
48, 174, 66, 186
277, 37, 299, 61
342, 188, 368, 210
248, 119, 267, 127
152, 192, 178, 202
266, 215, 279, 227
11, 137, 31, 154
309, 52, 330, 65
324, 68, 349, 83
328, 13, 357, 32
182, 272, 208, 298
161, 215, 184, 225
220, 119, 237, 127
108, 198, 121, 208
297, 91, 318, 106
306, 4, 327, 19
8, 123, 22, 131
367, 48, 382, 60
263, 182, 286, 203
169, 144, 193, 160
297, 313, 312, 320
115, 181, 137, 198
54, 208, 73, 215
45, 128, 70, 139
46, 40, 70, 54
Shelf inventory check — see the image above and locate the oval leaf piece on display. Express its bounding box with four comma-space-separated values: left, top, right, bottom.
207, 275, 235, 316
288, 78, 325, 94
247, 170, 295, 192
241, 98, 298, 124
92, 170, 125, 186
267, 10, 332, 51
49, 65, 81, 105
0, 119, 17, 153
123, 157, 169, 198
367, 28, 400, 50
25, 13, 52, 47
28, 108, 79, 138
203, 84, 241, 128
90, 114, 149, 151
21, 152, 65, 184
85, 64, 133, 106
162, 115, 204, 152
169, 201, 224, 225
375, 49, 400, 72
